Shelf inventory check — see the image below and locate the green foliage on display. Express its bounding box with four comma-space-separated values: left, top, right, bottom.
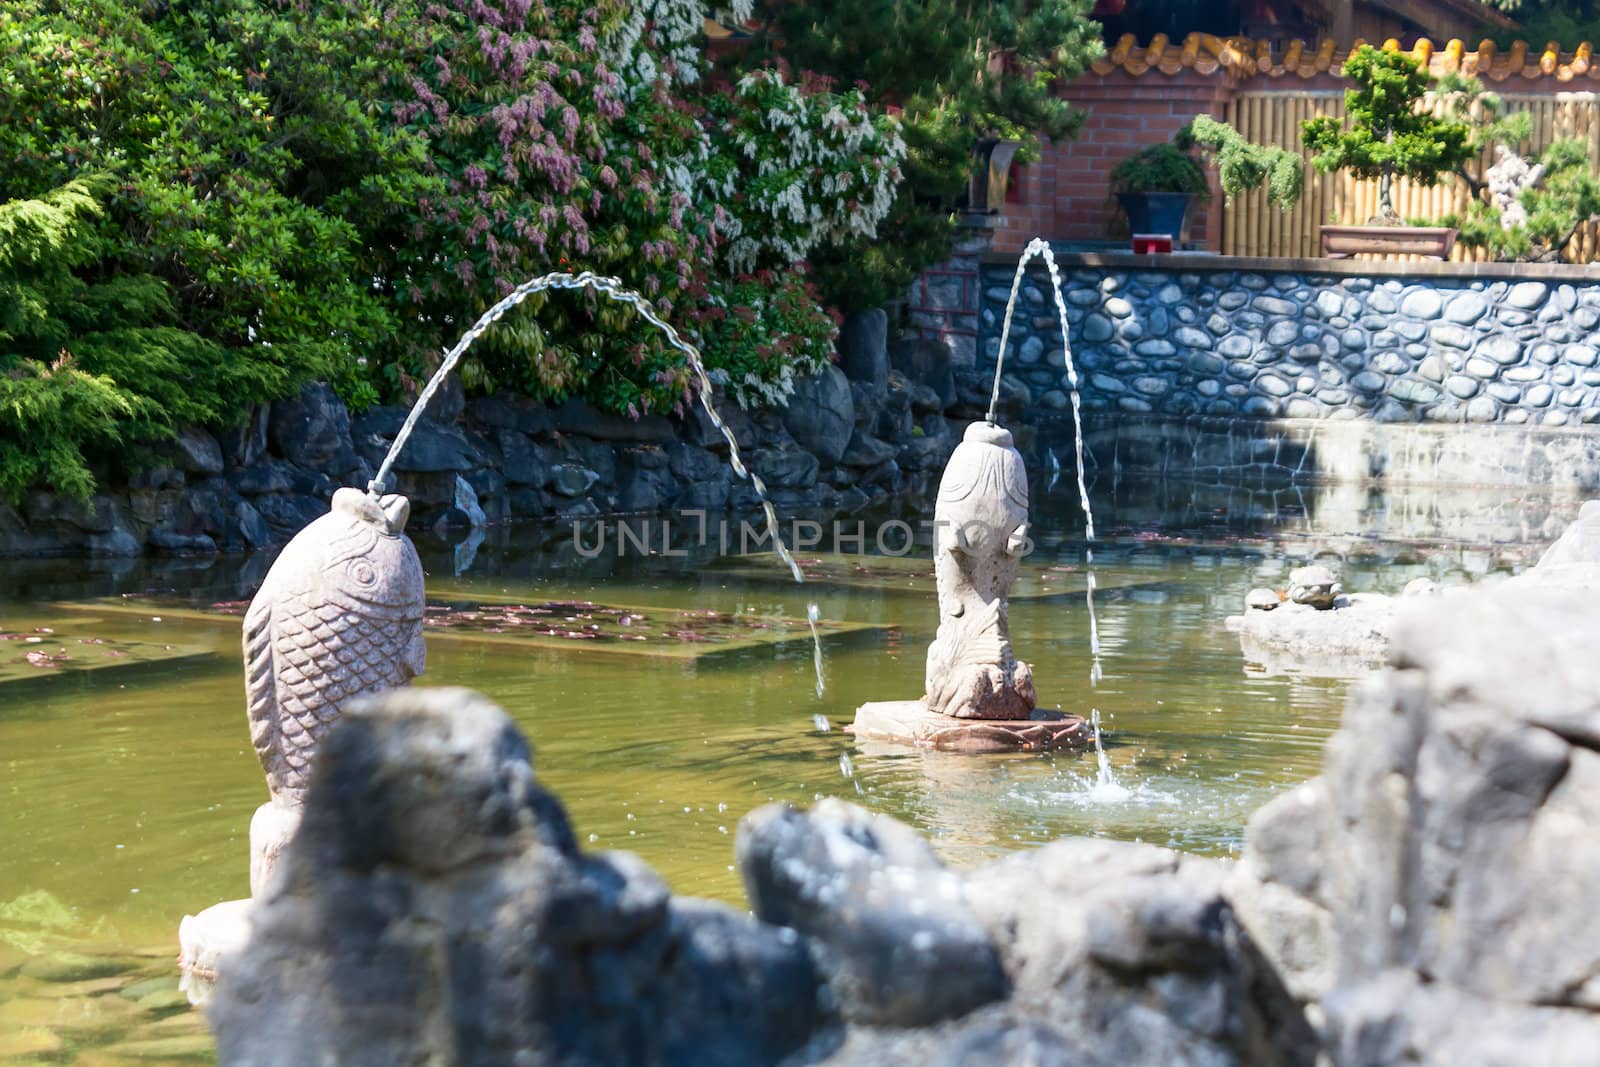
1445, 139, 1600, 262
1108, 144, 1210, 198
738, 0, 1104, 310
1302, 45, 1474, 221
0, 0, 415, 504
1, 181, 148, 501
1, 0, 909, 498
1180, 115, 1304, 211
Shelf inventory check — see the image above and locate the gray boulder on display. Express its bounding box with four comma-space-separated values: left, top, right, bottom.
750, 445, 819, 490
210, 688, 828, 1067
171, 427, 224, 475
555, 396, 675, 443
420, 370, 465, 425
891, 337, 956, 411
353, 407, 482, 474
1504, 498, 1600, 589
268, 383, 361, 476
1232, 585, 1600, 1065
962, 839, 1313, 1067
467, 392, 556, 436
783, 365, 855, 466
840, 309, 889, 396
218, 405, 271, 468
737, 799, 1008, 1028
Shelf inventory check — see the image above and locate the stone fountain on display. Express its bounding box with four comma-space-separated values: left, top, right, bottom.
851, 420, 1090, 752
178, 488, 427, 987
177, 272, 815, 994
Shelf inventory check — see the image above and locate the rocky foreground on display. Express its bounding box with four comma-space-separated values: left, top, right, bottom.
210, 583, 1600, 1067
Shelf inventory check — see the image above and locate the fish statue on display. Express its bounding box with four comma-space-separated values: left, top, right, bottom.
923, 422, 1037, 719
242, 487, 426, 891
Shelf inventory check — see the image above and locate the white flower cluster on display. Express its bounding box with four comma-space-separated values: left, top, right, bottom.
720, 71, 906, 274
603, 0, 753, 87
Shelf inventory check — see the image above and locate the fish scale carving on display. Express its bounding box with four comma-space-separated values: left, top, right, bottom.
244, 489, 426, 803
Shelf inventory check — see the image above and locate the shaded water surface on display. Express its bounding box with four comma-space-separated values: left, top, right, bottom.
0, 471, 1568, 1062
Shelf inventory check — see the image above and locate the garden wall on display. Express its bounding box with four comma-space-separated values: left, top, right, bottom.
983, 251, 1600, 489
1002, 35, 1600, 260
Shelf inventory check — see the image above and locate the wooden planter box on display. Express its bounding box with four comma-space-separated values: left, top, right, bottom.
1320, 225, 1458, 260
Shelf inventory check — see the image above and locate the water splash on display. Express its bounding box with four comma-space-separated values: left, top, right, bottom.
370, 269, 824, 696
988, 238, 1102, 684
1085, 708, 1129, 802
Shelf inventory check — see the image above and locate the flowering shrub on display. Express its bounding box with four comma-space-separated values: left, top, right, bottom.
605, 0, 753, 86
684, 271, 840, 408
384, 0, 901, 414
0, 0, 909, 498
703, 71, 905, 274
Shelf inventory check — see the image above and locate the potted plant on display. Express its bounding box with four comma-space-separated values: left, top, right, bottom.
1108, 142, 1210, 241
1301, 45, 1474, 258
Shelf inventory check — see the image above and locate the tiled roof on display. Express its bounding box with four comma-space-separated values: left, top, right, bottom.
1090, 34, 1599, 83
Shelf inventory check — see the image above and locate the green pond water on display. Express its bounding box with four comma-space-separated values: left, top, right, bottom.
0, 474, 1565, 1064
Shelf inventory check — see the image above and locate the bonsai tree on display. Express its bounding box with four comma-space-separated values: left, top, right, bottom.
1444, 139, 1600, 262
1108, 142, 1210, 237
1180, 116, 1304, 211
1301, 45, 1474, 224
1108, 143, 1209, 199
1429, 71, 1600, 262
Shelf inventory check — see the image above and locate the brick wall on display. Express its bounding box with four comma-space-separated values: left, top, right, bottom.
993, 68, 1234, 254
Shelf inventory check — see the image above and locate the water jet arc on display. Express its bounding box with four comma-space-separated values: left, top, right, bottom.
369, 269, 824, 694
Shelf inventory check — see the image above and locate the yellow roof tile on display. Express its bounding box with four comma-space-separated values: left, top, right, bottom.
1087, 34, 1600, 83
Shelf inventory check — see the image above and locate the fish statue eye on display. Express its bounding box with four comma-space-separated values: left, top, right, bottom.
348, 559, 378, 587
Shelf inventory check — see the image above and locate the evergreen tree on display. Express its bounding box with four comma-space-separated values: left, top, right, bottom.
1301, 46, 1474, 223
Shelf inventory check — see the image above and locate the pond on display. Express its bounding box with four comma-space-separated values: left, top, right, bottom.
0, 467, 1568, 1063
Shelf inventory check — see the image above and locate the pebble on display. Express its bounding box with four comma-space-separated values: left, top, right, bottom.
1245, 588, 1281, 611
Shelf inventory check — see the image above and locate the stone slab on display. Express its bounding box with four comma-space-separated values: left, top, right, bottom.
708, 551, 1161, 602
58, 596, 883, 663
849, 700, 1090, 752
1226, 595, 1394, 677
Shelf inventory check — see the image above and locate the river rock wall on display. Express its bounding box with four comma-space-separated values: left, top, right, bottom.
0, 312, 979, 559
981, 258, 1600, 428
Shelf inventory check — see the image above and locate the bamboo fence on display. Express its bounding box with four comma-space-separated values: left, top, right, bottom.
1221, 89, 1600, 262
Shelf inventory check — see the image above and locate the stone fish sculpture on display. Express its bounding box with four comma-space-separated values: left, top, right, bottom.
181, 486, 428, 991
923, 422, 1036, 719
243, 487, 426, 892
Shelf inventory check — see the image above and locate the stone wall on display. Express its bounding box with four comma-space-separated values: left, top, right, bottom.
0, 311, 971, 559
982, 252, 1600, 431
904, 223, 994, 368
1057, 412, 1600, 493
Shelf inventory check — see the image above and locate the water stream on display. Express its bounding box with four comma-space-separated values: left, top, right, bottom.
370, 269, 826, 697
988, 237, 1104, 687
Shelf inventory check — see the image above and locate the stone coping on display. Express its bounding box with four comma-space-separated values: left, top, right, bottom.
979, 249, 1600, 283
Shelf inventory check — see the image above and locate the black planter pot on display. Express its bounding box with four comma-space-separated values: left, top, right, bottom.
1117, 192, 1193, 239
